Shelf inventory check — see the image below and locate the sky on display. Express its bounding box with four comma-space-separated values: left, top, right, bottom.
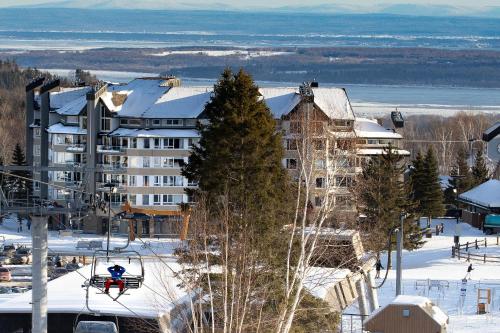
1, 0, 500, 13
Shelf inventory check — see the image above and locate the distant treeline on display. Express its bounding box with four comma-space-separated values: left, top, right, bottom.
6, 46, 500, 87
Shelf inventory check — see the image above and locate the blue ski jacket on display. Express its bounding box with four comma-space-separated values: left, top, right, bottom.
107, 266, 126, 279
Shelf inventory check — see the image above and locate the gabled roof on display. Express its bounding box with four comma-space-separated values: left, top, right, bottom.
354, 118, 402, 139
365, 295, 448, 328
458, 179, 500, 209
48, 87, 91, 110
258, 88, 301, 118
311, 87, 355, 120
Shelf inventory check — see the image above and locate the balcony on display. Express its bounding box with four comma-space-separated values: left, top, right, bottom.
97, 145, 126, 154
96, 182, 127, 192
97, 163, 127, 173
65, 144, 86, 153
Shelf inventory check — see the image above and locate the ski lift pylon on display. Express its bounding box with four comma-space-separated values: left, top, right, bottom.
89, 250, 144, 292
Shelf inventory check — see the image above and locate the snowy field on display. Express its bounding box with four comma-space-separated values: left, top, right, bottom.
344, 218, 500, 333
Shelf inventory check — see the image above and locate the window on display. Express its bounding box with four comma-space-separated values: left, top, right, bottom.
336, 176, 353, 187
143, 176, 149, 187
129, 176, 136, 187
162, 119, 182, 126
367, 139, 378, 145
153, 176, 161, 187
129, 119, 141, 126
153, 157, 161, 168
34, 145, 40, 156
142, 195, 149, 206
188, 138, 199, 148
154, 138, 161, 149
153, 119, 161, 126
188, 179, 198, 187
142, 157, 150, 168
163, 138, 182, 149
163, 176, 183, 186
153, 194, 161, 206
101, 105, 111, 132
163, 157, 174, 168
402, 309, 410, 317
129, 194, 136, 205
143, 138, 150, 149
120, 119, 128, 125
286, 139, 298, 150
131, 138, 137, 148
162, 194, 183, 205
316, 178, 325, 189
34, 128, 41, 137
315, 196, 323, 207
286, 159, 297, 169
290, 121, 301, 134
81, 117, 87, 130
315, 159, 325, 169
313, 139, 325, 150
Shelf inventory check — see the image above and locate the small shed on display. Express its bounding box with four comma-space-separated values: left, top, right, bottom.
364, 295, 448, 333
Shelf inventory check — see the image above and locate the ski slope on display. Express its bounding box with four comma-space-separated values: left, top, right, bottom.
345, 218, 500, 332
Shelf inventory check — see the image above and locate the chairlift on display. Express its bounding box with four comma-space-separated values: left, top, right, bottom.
89, 250, 144, 296
74, 320, 118, 333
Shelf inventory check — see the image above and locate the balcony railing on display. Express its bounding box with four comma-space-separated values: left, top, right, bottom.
65, 144, 86, 153
97, 145, 126, 154
97, 163, 128, 172
96, 182, 127, 191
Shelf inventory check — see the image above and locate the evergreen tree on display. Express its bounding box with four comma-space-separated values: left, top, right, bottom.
8, 143, 31, 200
418, 147, 444, 227
183, 68, 290, 236
359, 145, 423, 254
450, 147, 472, 194
409, 151, 425, 208
471, 148, 489, 187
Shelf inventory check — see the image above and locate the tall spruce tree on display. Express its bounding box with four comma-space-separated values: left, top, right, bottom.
8, 143, 31, 200
472, 148, 489, 187
410, 151, 425, 208
450, 147, 472, 194
418, 147, 444, 227
359, 145, 423, 254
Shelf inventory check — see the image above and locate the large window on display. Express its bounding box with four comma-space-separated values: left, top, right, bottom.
162, 194, 183, 205
153, 176, 161, 187
163, 176, 183, 186
162, 119, 182, 127
154, 138, 161, 149
142, 157, 150, 168
316, 177, 325, 189
143, 138, 150, 149
100, 105, 111, 132
142, 195, 149, 206
286, 158, 297, 169
153, 194, 161, 206
163, 138, 182, 149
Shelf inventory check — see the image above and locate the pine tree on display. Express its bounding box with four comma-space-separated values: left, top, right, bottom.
359, 145, 423, 254
8, 143, 31, 200
418, 147, 444, 227
450, 147, 472, 194
472, 148, 489, 187
410, 151, 425, 209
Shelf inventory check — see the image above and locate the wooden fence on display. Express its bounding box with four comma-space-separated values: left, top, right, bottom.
452, 237, 500, 263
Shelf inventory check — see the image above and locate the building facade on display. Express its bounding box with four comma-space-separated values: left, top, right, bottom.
26, 77, 408, 234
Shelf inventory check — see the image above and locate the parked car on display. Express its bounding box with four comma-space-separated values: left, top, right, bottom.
65, 263, 82, 272
0, 256, 12, 265
1, 244, 16, 256
50, 268, 68, 280
12, 248, 32, 264
0, 267, 12, 282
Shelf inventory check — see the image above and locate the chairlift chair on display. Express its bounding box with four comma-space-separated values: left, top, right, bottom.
75, 320, 118, 333
89, 250, 144, 293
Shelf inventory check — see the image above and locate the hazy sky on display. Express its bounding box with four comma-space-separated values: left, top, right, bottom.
1, 0, 500, 10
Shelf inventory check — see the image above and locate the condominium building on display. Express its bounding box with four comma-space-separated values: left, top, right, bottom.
25, 77, 407, 234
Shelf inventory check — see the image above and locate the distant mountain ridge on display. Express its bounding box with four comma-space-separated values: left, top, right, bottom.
5, 1, 500, 18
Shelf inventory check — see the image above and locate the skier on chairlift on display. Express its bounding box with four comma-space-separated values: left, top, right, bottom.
104, 264, 126, 294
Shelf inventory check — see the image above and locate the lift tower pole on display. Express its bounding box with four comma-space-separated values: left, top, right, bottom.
396, 213, 405, 296
31, 215, 48, 333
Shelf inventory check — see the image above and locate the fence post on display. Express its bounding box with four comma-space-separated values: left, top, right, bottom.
458, 249, 461, 260
485, 238, 487, 248
467, 252, 470, 262
452, 246, 455, 258
475, 239, 478, 250
466, 242, 469, 251
484, 254, 487, 263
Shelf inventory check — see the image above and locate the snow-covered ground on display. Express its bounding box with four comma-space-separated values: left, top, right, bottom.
344, 218, 500, 333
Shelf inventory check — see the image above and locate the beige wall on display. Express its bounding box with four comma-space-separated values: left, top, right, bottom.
364, 305, 444, 333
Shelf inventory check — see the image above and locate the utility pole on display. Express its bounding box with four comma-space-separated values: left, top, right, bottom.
31, 214, 48, 333
396, 213, 405, 296
105, 182, 116, 256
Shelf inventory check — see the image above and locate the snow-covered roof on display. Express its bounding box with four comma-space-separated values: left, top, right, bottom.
0, 259, 189, 320
357, 148, 410, 156
483, 121, 500, 142
458, 179, 500, 209
55, 95, 86, 116
109, 128, 199, 138
354, 118, 402, 139
259, 88, 301, 118
150, 87, 212, 118
47, 123, 86, 135
106, 78, 170, 117
311, 87, 355, 120
304, 267, 352, 299
48, 87, 91, 110
392, 294, 430, 306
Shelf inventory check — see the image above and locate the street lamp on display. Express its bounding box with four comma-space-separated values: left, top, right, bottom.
104, 182, 117, 256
